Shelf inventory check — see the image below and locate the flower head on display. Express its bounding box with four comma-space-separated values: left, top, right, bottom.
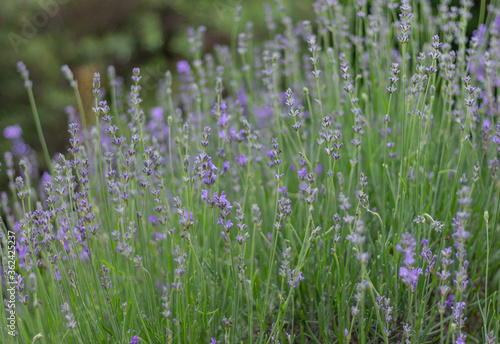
288, 269, 304, 288
4, 125, 23, 140
177, 61, 191, 74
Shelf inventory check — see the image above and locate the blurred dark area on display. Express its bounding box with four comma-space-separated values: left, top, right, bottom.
0, 0, 487, 186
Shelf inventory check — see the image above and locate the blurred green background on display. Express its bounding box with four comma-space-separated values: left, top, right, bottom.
0, 0, 486, 178
0, 0, 313, 172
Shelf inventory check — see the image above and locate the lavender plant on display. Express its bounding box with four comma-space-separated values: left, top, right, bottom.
1, 0, 500, 343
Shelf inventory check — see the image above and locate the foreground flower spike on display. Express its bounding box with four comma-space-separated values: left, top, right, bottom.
288, 269, 304, 288
396, 232, 423, 291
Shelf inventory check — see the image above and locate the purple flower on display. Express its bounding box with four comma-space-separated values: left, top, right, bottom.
217, 218, 233, 230
445, 294, 455, 309
298, 168, 307, 180
221, 231, 228, 242
177, 61, 190, 74
235, 154, 248, 167
238, 88, 248, 106
4, 125, 23, 139
195, 153, 218, 187
396, 232, 417, 266
201, 189, 209, 202
130, 335, 140, 344
180, 210, 193, 224
452, 224, 471, 242
41, 172, 52, 183
399, 266, 422, 288
151, 107, 164, 121
288, 269, 304, 288
148, 215, 158, 225
254, 106, 273, 127
151, 232, 167, 240
485, 331, 496, 344
472, 24, 487, 47
203, 190, 230, 213
218, 112, 229, 128
421, 241, 437, 274
215, 192, 228, 207
12, 140, 30, 157
453, 301, 466, 321
317, 164, 323, 174
210, 338, 217, 344
17, 61, 29, 78
483, 119, 490, 130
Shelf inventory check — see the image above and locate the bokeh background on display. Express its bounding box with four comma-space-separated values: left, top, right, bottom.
0, 0, 486, 183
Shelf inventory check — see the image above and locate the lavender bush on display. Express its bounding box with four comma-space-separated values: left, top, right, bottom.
2, 0, 500, 343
